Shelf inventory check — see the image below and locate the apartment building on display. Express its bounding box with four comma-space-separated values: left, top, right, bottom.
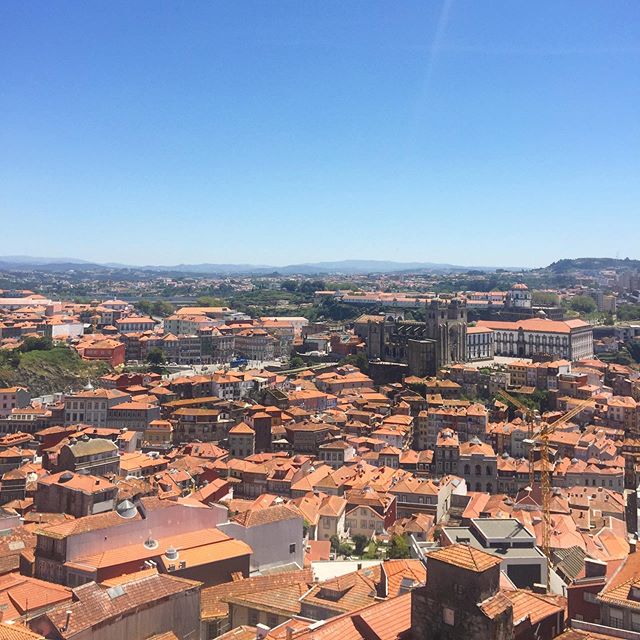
64, 389, 132, 427
0, 387, 30, 418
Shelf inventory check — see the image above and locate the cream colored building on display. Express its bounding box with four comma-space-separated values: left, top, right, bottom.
478, 317, 593, 361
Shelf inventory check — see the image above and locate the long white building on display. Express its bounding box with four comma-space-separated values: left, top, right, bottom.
477, 316, 593, 362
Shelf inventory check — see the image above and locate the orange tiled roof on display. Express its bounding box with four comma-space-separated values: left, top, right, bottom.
232, 504, 302, 528
0, 623, 46, 640
428, 543, 502, 573
201, 569, 313, 619
267, 591, 411, 640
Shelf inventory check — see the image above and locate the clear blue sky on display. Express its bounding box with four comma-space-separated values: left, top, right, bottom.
1, 1, 639, 268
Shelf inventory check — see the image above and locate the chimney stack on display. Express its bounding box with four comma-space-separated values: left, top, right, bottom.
64, 610, 72, 631
256, 623, 270, 640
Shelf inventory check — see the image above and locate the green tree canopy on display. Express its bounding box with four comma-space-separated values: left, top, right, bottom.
151, 301, 175, 317
531, 291, 559, 306
387, 535, 410, 559
135, 300, 153, 315
19, 336, 53, 352
146, 348, 167, 374
618, 305, 640, 321
289, 356, 306, 369
340, 352, 369, 373
569, 295, 597, 315
196, 296, 226, 307
352, 534, 369, 556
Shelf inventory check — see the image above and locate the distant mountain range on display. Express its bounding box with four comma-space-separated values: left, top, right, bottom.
0, 256, 525, 276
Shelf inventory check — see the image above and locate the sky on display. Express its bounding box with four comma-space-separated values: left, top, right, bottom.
1, 1, 639, 268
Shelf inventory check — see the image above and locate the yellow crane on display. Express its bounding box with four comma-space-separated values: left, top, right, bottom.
527, 396, 597, 592
495, 389, 540, 487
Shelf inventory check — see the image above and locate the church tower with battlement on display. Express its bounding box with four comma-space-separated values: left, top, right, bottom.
425, 298, 468, 370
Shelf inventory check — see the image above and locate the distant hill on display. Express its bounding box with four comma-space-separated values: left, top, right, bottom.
546, 257, 640, 273
274, 260, 497, 275
0, 256, 523, 276
0, 255, 93, 265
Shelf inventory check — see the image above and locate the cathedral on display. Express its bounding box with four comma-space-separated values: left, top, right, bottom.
357, 299, 468, 377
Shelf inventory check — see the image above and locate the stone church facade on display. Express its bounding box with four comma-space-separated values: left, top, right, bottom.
357, 299, 468, 377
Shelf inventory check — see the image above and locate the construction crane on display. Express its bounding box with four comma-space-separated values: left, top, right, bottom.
495, 389, 540, 487
526, 396, 597, 593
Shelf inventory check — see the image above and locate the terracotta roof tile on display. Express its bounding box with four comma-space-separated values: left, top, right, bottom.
43, 573, 200, 637
428, 543, 502, 573
201, 569, 313, 619
0, 623, 45, 640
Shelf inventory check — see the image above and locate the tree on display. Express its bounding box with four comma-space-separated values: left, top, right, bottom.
319, 299, 360, 321
289, 356, 305, 369
618, 305, 640, 321
626, 339, 640, 364
387, 534, 410, 559
19, 336, 53, 352
531, 291, 559, 307
298, 280, 324, 295
151, 301, 175, 317
135, 300, 153, 315
330, 535, 340, 554
569, 295, 597, 315
281, 280, 299, 293
196, 296, 225, 307
303, 519, 312, 538
352, 534, 369, 556
146, 348, 166, 374
340, 352, 369, 373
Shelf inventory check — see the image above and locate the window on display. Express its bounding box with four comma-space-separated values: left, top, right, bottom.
609, 608, 624, 629
583, 592, 597, 603
443, 607, 455, 626
248, 610, 259, 626
454, 584, 464, 595
289, 543, 296, 554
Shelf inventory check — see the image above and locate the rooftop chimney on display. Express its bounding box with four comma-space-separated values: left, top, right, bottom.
64, 610, 72, 631
256, 623, 270, 640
